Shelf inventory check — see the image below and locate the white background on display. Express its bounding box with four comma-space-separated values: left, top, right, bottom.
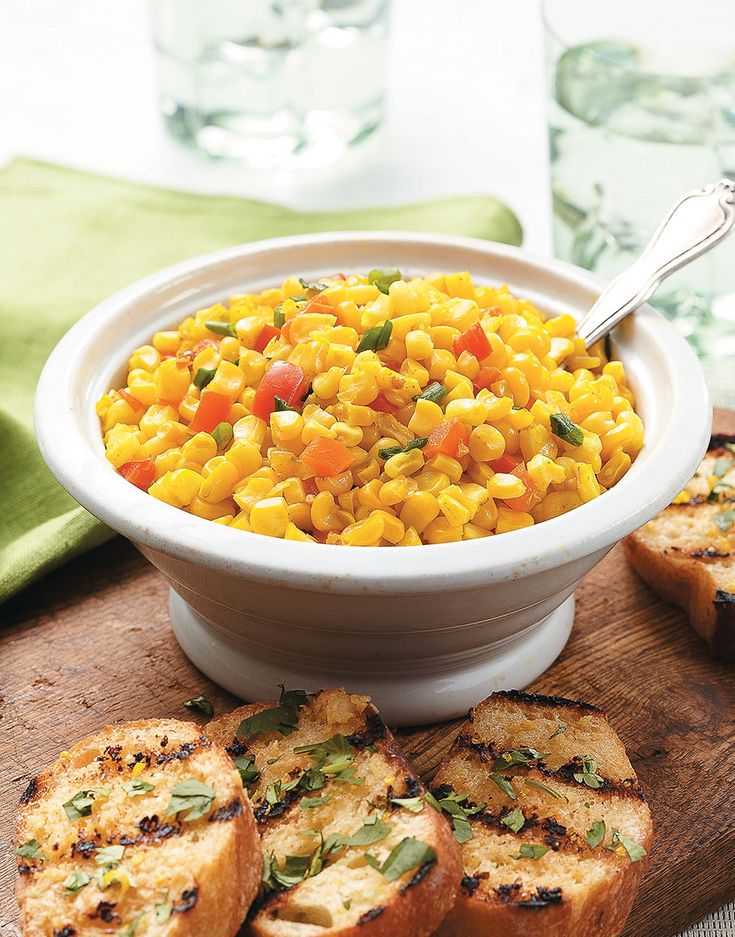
2, 2, 729, 933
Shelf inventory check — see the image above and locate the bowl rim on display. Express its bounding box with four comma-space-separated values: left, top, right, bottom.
34, 231, 711, 594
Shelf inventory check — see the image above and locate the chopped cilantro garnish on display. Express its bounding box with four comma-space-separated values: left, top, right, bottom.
368, 268, 402, 294
236, 686, 308, 739
183, 694, 214, 718
164, 779, 216, 821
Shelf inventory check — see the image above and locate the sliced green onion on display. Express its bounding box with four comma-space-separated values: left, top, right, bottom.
274, 396, 297, 413
193, 366, 217, 390
549, 412, 584, 446
357, 319, 393, 354
299, 277, 327, 292
716, 508, 735, 532
414, 382, 448, 403
273, 305, 286, 329
211, 422, 233, 449
378, 437, 427, 461
368, 267, 402, 294
713, 456, 733, 478
205, 320, 236, 338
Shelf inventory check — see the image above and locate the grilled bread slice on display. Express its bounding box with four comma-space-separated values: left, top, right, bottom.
432, 690, 652, 937
15, 719, 260, 937
206, 687, 462, 937
624, 434, 735, 658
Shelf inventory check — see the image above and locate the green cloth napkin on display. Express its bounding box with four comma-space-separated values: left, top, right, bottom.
0, 157, 522, 602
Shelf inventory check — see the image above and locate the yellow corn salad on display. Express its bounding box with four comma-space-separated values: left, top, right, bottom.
97, 269, 644, 546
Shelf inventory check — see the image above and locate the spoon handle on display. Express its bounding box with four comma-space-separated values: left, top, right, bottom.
577, 179, 735, 348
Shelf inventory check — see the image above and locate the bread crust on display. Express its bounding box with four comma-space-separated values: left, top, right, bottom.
433, 692, 653, 937
624, 434, 735, 658
207, 689, 462, 937
16, 718, 260, 937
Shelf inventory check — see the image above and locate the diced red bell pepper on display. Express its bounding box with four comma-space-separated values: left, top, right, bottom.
194, 338, 220, 354
371, 392, 400, 413
504, 464, 543, 513
303, 477, 320, 497
190, 390, 233, 434
473, 366, 502, 393
254, 324, 280, 353
117, 458, 155, 490
303, 294, 335, 315
301, 437, 355, 477
454, 322, 491, 361
118, 388, 143, 412
423, 419, 469, 459
252, 361, 308, 422
490, 452, 523, 474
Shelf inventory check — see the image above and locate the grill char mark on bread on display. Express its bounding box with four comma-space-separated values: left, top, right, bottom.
624, 434, 735, 658
15, 718, 261, 937
433, 691, 653, 937
206, 688, 462, 937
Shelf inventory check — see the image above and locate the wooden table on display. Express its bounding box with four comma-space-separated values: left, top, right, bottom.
3, 413, 735, 937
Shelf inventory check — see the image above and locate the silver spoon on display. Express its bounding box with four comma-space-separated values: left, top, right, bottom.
577, 179, 735, 348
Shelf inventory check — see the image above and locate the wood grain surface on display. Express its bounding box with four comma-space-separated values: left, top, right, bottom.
2, 411, 734, 937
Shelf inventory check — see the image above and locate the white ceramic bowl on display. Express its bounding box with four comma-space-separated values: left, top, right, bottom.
35, 233, 711, 724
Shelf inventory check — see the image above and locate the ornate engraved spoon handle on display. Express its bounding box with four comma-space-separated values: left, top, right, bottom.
577, 179, 735, 348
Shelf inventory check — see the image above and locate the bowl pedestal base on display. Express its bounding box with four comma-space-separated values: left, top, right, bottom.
169, 590, 574, 726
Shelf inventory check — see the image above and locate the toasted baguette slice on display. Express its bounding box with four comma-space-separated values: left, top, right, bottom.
15, 719, 260, 937
624, 434, 735, 658
206, 688, 462, 937
432, 690, 653, 937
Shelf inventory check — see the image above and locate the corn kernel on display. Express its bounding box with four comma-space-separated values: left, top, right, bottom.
399, 491, 440, 533
250, 497, 290, 537
384, 448, 425, 478
424, 516, 463, 543
495, 507, 534, 534
486, 473, 526, 499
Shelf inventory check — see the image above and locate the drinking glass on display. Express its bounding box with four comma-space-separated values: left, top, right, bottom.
151, 0, 389, 167
543, 0, 735, 368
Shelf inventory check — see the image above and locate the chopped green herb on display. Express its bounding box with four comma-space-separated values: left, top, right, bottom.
585, 819, 606, 849
294, 733, 355, 775
205, 320, 236, 337
343, 899, 352, 910
708, 482, 734, 502
713, 456, 733, 478
273, 305, 286, 329
263, 846, 324, 890
299, 277, 328, 292
491, 748, 547, 772
164, 779, 216, 821
15, 839, 44, 861
357, 319, 393, 353
500, 808, 525, 833
274, 395, 297, 413
548, 724, 567, 741
233, 754, 260, 789
550, 412, 584, 446
573, 755, 604, 789
429, 790, 485, 843
183, 694, 214, 718
378, 837, 436, 881
414, 382, 448, 403
193, 367, 216, 390
607, 828, 647, 862
525, 779, 567, 801
95, 845, 125, 867
211, 421, 233, 449
390, 796, 425, 813
378, 437, 428, 461
155, 892, 172, 924
364, 850, 381, 870
237, 685, 308, 739
122, 778, 155, 798
511, 843, 549, 860
63, 788, 108, 821
301, 794, 333, 810
368, 267, 402, 294
716, 509, 735, 532
489, 774, 517, 800
63, 870, 90, 894
336, 816, 391, 848
118, 912, 144, 937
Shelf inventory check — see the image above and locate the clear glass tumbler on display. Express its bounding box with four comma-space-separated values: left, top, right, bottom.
151, 0, 389, 168
543, 0, 735, 366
